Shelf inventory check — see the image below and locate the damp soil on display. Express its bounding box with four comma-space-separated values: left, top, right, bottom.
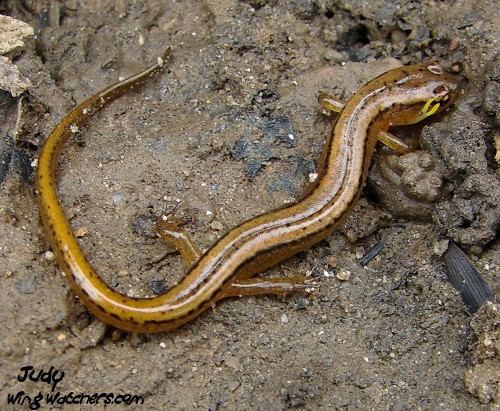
1, 1, 499, 410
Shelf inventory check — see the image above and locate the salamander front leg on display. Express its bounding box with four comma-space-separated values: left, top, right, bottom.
376, 131, 412, 154
376, 97, 442, 154
318, 93, 441, 155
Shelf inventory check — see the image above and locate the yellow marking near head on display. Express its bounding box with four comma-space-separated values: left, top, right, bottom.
417, 97, 440, 122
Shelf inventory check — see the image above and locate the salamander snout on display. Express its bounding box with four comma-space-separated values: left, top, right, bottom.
424, 62, 461, 108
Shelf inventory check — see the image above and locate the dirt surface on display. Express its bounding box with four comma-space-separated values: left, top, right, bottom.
1, 0, 499, 410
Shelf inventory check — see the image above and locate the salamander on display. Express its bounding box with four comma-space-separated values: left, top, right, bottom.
35, 52, 460, 332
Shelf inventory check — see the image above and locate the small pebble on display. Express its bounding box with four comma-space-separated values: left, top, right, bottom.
336, 269, 351, 281
433, 239, 449, 257
74, 227, 88, 237
209, 220, 224, 231
327, 255, 338, 268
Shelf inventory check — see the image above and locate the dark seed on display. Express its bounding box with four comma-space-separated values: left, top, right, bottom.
444, 241, 494, 314
358, 238, 386, 267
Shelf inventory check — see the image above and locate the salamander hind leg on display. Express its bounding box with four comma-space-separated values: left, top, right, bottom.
215, 275, 310, 300
156, 209, 202, 266
318, 92, 345, 114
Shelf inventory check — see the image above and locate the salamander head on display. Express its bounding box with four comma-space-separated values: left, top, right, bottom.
390, 62, 461, 126
424, 62, 461, 111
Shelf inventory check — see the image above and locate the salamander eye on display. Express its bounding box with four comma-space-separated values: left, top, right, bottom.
427, 62, 444, 75
432, 85, 450, 101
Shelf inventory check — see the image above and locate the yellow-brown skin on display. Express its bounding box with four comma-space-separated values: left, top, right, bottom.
35, 54, 460, 333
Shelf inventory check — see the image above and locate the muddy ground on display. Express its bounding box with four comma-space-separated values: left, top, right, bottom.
0, 0, 499, 410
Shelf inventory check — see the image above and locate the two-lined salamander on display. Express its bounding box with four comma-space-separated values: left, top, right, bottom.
35, 53, 460, 332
